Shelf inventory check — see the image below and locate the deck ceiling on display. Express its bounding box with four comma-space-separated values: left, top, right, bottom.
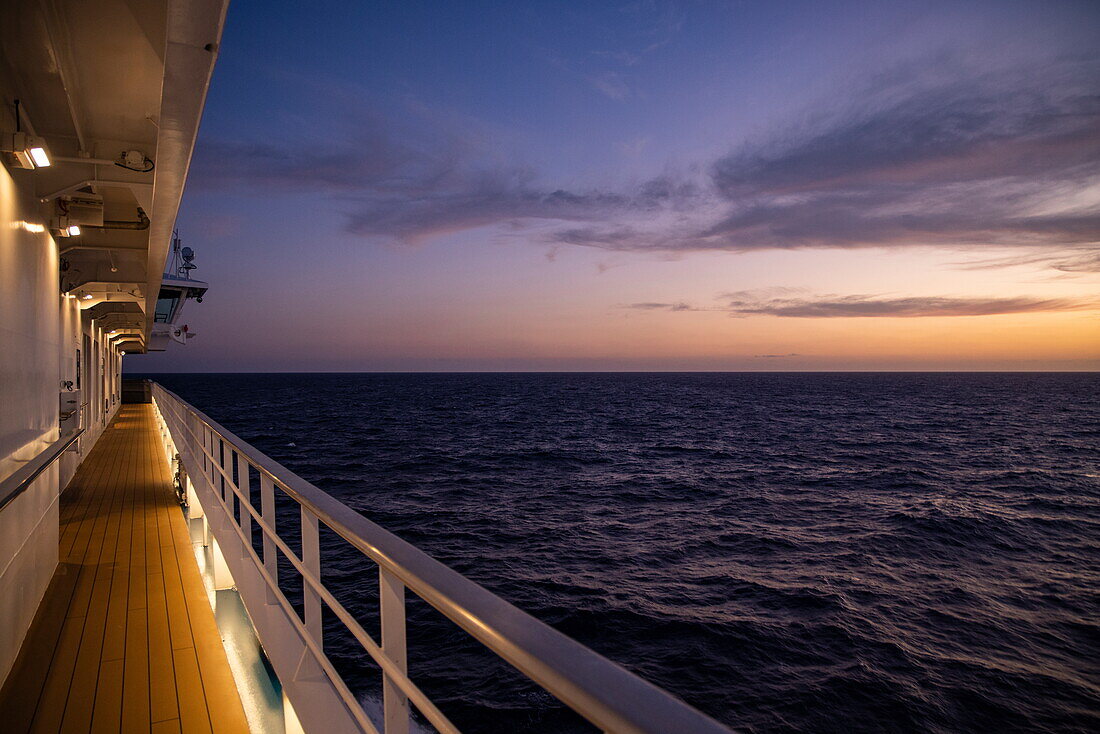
0, 0, 228, 352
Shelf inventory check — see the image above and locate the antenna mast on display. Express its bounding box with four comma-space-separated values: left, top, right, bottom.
168, 230, 198, 279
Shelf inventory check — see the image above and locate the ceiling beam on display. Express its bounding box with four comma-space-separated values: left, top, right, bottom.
38, 0, 88, 151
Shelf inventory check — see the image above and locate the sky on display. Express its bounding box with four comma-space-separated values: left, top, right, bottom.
130, 0, 1100, 372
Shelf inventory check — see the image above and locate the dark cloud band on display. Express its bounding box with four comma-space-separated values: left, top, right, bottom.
625, 294, 1097, 318
190, 56, 1100, 266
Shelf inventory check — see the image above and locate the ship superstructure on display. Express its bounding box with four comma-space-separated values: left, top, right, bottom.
0, 0, 232, 722
0, 2, 734, 733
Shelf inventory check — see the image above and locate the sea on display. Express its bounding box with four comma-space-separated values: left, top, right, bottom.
140, 372, 1099, 733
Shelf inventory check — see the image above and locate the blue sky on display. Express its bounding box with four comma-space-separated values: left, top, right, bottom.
131, 0, 1100, 371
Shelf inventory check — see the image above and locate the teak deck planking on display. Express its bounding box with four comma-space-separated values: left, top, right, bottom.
0, 405, 250, 733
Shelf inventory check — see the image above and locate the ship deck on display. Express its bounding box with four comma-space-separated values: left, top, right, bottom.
0, 404, 249, 733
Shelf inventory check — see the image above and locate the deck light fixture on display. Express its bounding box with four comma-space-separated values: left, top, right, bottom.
67, 225, 81, 236
29, 144, 50, 167
4, 100, 51, 168
2, 132, 51, 169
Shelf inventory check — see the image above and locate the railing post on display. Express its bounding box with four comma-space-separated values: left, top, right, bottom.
212, 434, 220, 500
203, 424, 212, 486
380, 569, 409, 734
198, 421, 212, 547
301, 507, 322, 646
238, 453, 251, 550
219, 438, 229, 509
261, 474, 279, 604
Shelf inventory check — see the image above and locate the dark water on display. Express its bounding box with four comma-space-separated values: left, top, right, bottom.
141, 372, 1099, 733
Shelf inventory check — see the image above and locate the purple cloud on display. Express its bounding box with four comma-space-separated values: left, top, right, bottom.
626, 292, 1098, 318
191, 56, 1100, 265
565, 57, 1100, 255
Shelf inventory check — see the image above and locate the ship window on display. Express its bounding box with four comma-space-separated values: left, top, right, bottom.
154, 289, 180, 323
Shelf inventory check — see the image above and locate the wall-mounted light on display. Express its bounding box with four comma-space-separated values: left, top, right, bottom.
2, 132, 51, 169
29, 145, 50, 167
81, 293, 93, 300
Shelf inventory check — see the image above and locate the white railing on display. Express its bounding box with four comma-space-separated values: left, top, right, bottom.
150, 382, 734, 734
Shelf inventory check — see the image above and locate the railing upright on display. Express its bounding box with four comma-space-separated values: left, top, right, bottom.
238, 453, 252, 553
202, 424, 211, 488
219, 438, 229, 509
380, 569, 410, 734
302, 507, 323, 646
261, 473, 279, 604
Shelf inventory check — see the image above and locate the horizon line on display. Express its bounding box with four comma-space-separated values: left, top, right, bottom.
122, 369, 1100, 375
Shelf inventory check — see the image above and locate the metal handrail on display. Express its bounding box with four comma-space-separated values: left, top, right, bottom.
151, 382, 734, 734
0, 428, 84, 512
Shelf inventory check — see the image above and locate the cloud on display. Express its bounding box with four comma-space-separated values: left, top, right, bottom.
587, 71, 632, 100
190, 110, 642, 243
190, 101, 707, 244
556, 56, 1100, 257
1052, 251, 1100, 272
711, 72, 1098, 197
952, 247, 1100, 273
342, 175, 630, 243
723, 294, 1096, 318
624, 291, 1098, 317
625, 301, 694, 311
700, 58, 1100, 249
191, 55, 1100, 265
